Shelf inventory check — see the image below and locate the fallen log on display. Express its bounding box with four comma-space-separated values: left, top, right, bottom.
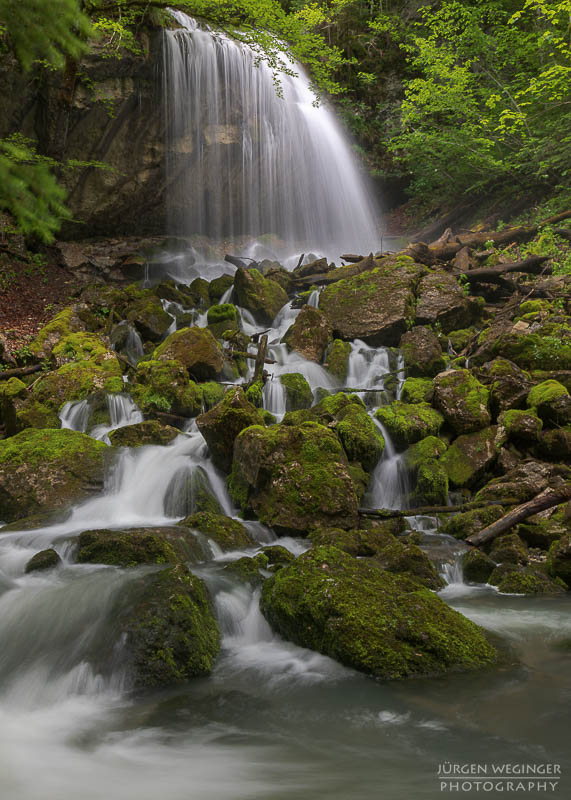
253, 334, 268, 383
0, 363, 43, 380
340, 253, 364, 263
456, 255, 552, 286
466, 484, 571, 547
358, 500, 513, 519
224, 254, 250, 269
292, 253, 377, 288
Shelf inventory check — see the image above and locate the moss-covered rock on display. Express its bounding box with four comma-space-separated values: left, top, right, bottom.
319, 260, 422, 346
186, 278, 211, 308
163, 466, 224, 518
28, 305, 88, 360
373, 539, 445, 590
475, 461, 570, 504
481, 358, 532, 416
433, 369, 491, 434
260, 546, 496, 679
415, 460, 450, 506
121, 564, 220, 688
447, 328, 476, 352
547, 533, 571, 588
0, 429, 108, 523
462, 549, 495, 583
492, 565, 566, 595
154, 327, 225, 381
518, 519, 567, 550
206, 303, 239, 338
440, 426, 500, 489
127, 295, 172, 342
415, 272, 476, 333
403, 435, 448, 470
223, 553, 269, 586
201, 381, 226, 411
375, 402, 444, 449
76, 528, 181, 567
30, 359, 123, 416
399, 326, 446, 377
527, 380, 570, 426
488, 533, 528, 565
25, 548, 61, 573
180, 512, 253, 552
401, 377, 434, 404
261, 544, 296, 570
196, 387, 265, 472
108, 421, 180, 448
130, 359, 202, 417
208, 274, 234, 303
441, 505, 505, 540
325, 339, 352, 382
230, 422, 359, 534
283, 306, 332, 362
536, 427, 571, 461
336, 403, 384, 471
279, 373, 314, 411
233, 267, 288, 325
499, 409, 542, 445
309, 526, 397, 557
245, 379, 264, 408
474, 323, 571, 371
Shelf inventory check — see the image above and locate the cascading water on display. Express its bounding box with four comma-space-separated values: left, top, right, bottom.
162, 11, 380, 263
365, 419, 410, 511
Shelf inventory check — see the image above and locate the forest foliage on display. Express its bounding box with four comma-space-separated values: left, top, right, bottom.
0, 0, 569, 240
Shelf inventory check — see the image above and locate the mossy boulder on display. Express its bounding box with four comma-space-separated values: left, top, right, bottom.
415, 460, 449, 506
196, 387, 265, 472
414, 272, 475, 333
440, 426, 500, 489
163, 466, 224, 518
51, 331, 110, 368
223, 553, 269, 586
29, 355, 123, 416
208, 274, 234, 303
230, 422, 359, 534
375, 402, 444, 449
0, 429, 108, 523
325, 339, 352, 382
127, 295, 172, 342
401, 377, 434, 405
186, 278, 211, 308
309, 526, 398, 558
260, 546, 496, 679
373, 539, 445, 590
481, 358, 532, 415
536, 427, 571, 461
491, 565, 566, 595
121, 564, 220, 688
180, 512, 253, 552
500, 409, 542, 444
206, 303, 239, 338
547, 533, 571, 588
518, 519, 567, 550
474, 322, 571, 371
462, 549, 495, 583
336, 402, 384, 471
261, 544, 295, 570
403, 435, 448, 470
245, 379, 263, 408
201, 381, 226, 411
108, 421, 180, 448
442, 506, 505, 540
319, 260, 421, 346
28, 305, 88, 360
488, 533, 528, 565
433, 369, 491, 434
476, 461, 570, 504
447, 328, 476, 352
283, 306, 332, 362
399, 326, 446, 377
130, 359, 202, 417
233, 267, 288, 325
527, 380, 570, 426
76, 528, 181, 567
25, 548, 61, 573
154, 327, 225, 381
279, 373, 314, 411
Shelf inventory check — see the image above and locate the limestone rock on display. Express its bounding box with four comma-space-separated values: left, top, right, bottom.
440, 426, 500, 489
415, 272, 476, 333
433, 369, 491, 434
154, 327, 225, 381
283, 305, 332, 362
234, 268, 288, 325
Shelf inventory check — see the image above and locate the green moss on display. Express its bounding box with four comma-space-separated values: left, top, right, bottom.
0, 377, 26, 399
260, 546, 496, 679
25, 548, 61, 573
489, 328, 571, 371
207, 303, 237, 324
187, 278, 210, 308
234, 268, 288, 325
180, 512, 253, 552
527, 379, 568, 409
494, 566, 566, 595
279, 373, 314, 411
375, 402, 444, 449
28, 307, 77, 358
153, 327, 224, 381
547, 533, 571, 588
325, 339, 352, 382
489, 533, 528, 565
401, 377, 433, 404
108, 421, 180, 448
245, 380, 263, 408
223, 553, 269, 586
462, 549, 495, 583
500, 409, 542, 443
441, 506, 505, 540
131, 359, 202, 417
415, 460, 449, 506
52, 332, 109, 364
404, 436, 448, 470
208, 274, 234, 303
447, 328, 476, 352
31, 356, 123, 412
201, 381, 226, 411
77, 528, 179, 567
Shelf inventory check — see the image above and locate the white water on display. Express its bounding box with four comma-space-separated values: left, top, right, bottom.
60, 394, 144, 444
366, 420, 409, 511
262, 375, 286, 420
163, 12, 380, 263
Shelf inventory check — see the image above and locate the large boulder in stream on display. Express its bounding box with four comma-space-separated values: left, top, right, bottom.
0, 429, 108, 523
108, 420, 181, 448
433, 369, 491, 434
319, 257, 422, 346
154, 327, 226, 381
283, 305, 332, 362
230, 422, 359, 534
127, 295, 173, 342
179, 512, 254, 552
76, 526, 207, 566
197, 387, 266, 472
120, 564, 220, 688
374, 402, 444, 449
130, 359, 202, 417
233, 267, 288, 325
260, 546, 497, 679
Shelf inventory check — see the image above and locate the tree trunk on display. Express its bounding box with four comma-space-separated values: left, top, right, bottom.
253, 334, 268, 383
456, 255, 552, 285
0, 364, 43, 380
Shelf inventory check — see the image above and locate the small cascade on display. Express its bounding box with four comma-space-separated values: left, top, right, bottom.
218, 286, 234, 304
307, 289, 320, 308
262, 376, 286, 420
346, 340, 393, 405
365, 420, 409, 510
90, 394, 144, 444
59, 400, 91, 433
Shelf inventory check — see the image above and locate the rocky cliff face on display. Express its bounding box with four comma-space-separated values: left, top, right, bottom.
0, 34, 166, 239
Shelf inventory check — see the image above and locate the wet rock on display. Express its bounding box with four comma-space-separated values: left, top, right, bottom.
403, 436, 449, 506
261, 544, 295, 570
462, 549, 495, 583
335, 402, 385, 471
208, 274, 234, 303
373, 539, 445, 590
180, 512, 253, 552
309, 526, 398, 557
163, 466, 223, 517
488, 533, 528, 565
441, 506, 505, 540
324, 339, 352, 382
127, 295, 172, 342
28, 305, 89, 361
154, 327, 225, 381
472, 322, 571, 371
440, 426, 500, 489
234, 267, 288, 325
433, 369, 491, 434
414, 272, 476, 333
25, 548, 62, 573
527, 380, 570, 426
230, 422, 359, 534
223, 553, 269, 586
547, 533, 571, 588
76, 528, 185, 567
197, 387, 265, 472
121, 564, 220, 688
279, 373, 313, 411
293, 256, 329, 279
130, 359, 202, 417
0, 429, 108, 523
283, 306, 332, 362
319, 258, 422, 346
499, 409, 542, 445
399, 326, 445, 377
375, 402, 444, 449
490, 565, 566, 595
260, 545, 496, 679
108, 420, 180, 448
518, 519, 567, 550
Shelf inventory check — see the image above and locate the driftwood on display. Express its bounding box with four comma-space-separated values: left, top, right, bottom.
358, 500, 512, 518
252, 334, 268, 383
224, 254, 249, 269
0, 363, 43, 380
340, 253, 364, 263
456, 255, 552, 286
465, 484, 571, 547
292, 253, 377, 289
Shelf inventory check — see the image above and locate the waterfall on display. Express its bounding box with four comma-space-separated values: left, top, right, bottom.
262, 376, 286, 420
163, 11, 380, 261
366, 420, 409, 511
59, 400, 91, 433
